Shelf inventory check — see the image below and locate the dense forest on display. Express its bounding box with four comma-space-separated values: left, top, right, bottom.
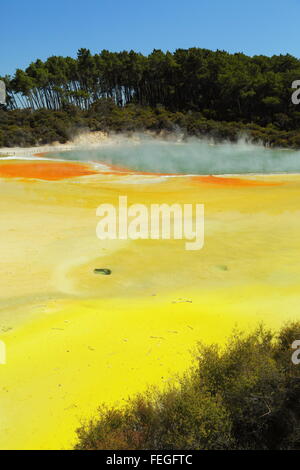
1, 48, 300, 147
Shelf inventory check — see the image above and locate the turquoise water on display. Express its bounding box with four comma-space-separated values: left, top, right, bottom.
52, 138, 300, 175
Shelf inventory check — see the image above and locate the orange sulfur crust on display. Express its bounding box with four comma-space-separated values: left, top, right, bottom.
0, 159, 285, 185
98, 162, 283, 185
190, 175, 283, 186
0, 161, 99, 181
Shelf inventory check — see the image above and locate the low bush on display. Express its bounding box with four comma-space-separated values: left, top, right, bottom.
2, 102, 300, 149
75, 322, 300, 450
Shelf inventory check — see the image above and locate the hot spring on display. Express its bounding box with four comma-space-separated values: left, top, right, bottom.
52, 136, 300, 175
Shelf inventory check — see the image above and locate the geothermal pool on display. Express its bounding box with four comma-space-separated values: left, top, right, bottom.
1, 137, 300, 449
53, 138, 300, 174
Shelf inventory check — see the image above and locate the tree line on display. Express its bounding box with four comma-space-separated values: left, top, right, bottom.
2, 47, 300, 130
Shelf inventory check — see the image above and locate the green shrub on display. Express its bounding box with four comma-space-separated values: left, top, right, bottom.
75, 322, 300, 450
1, 104, 300, 148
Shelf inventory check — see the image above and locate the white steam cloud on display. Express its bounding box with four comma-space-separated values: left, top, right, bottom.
51, 133, 300, 175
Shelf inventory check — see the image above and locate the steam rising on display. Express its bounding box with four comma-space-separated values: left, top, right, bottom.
52, 134, 300, 175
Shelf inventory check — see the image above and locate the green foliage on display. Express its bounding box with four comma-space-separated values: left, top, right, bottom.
75, 322, 300, 450
2, 102, 300, 148
2, 47, 300, 148
3, 48, 300, 130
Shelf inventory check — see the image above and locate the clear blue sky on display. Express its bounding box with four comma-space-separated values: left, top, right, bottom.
1, 0, 299, 76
